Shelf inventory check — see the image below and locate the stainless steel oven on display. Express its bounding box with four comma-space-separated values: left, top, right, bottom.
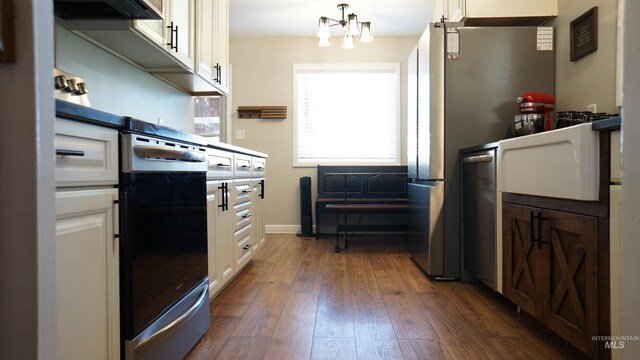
120, 132, 209, 360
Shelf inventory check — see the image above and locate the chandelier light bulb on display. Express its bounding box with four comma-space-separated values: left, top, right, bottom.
360, 22, 373, 43
318, 34, 331, 47
346, 13, 360, 36
317, 17, 330, 38
342, 34, 355, 49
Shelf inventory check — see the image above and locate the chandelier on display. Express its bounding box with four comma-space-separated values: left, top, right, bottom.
317, 3, 374, 49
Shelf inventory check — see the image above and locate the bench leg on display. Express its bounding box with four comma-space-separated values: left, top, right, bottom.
334, 212, 341, 253
344, 228, 349, 249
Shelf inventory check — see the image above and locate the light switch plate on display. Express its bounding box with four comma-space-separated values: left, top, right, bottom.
235, 129, 246, 140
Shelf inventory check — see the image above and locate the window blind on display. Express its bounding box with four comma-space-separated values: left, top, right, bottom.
294, 64, 400, 165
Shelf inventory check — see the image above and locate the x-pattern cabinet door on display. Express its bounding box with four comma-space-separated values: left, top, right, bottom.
503, 203, 542, 318
542, 209, 599, 358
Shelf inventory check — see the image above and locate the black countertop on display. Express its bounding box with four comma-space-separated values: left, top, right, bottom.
591, 116, 621, 131
55, 99, 126, 129
55, 100, 267, 158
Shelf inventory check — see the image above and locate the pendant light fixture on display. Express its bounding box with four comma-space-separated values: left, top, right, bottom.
317, 3, 374, 49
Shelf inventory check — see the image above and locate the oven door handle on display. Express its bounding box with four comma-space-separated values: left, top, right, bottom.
133, 145, 207, 163
134, 282, 208, 351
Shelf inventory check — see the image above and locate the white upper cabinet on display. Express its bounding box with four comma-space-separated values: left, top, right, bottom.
63, 0, 231, 94
193, 0, 229, 95
195, 0, 216, 86
213, 0, 229, 94
433, 0, 557, 24
168, 0, 195, 69
132, 0, 194, 70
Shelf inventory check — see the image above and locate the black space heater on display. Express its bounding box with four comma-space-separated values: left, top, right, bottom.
297, 176, 315, 237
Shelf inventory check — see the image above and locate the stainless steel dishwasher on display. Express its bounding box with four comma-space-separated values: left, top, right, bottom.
461, 145, 497, 290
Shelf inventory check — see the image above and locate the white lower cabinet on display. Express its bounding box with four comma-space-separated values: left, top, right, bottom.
206, 180, 234, 298
55, 188, 119, 360
251, 179, 265, 250
206, 152, 267, 301
233, 179, 254, 270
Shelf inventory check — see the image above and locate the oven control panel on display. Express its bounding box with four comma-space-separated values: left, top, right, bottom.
54, 68, 90, 107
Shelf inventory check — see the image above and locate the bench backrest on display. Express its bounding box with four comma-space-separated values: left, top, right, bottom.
317, 165, 408, 199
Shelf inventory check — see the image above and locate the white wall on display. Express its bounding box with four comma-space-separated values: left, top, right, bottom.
552, 0, 619, 113
620, 0, 640, 357
229, 37, 417, 231
55, 22, 194, 132
0, 0, 56, 358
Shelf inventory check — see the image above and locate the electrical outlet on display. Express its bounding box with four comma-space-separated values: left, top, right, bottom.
235, 129, 246, 140
587, 103, 597, 113
157, 117, 165, 125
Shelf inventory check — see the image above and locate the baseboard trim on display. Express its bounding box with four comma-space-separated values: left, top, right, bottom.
266, 225, 316, 234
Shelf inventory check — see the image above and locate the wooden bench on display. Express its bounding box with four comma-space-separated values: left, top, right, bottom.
325, 203, 409, 252
315, 166, 409, 252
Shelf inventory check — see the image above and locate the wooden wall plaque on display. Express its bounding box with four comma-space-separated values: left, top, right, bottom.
0, 0, 16, 63
570, 7, 598, 62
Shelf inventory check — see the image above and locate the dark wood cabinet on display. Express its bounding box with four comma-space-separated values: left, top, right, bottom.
503, 203, 600, 359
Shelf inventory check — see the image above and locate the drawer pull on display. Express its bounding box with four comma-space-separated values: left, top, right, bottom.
256, 166, 264, 170
242, 213, 251, 219
243, 243, 253, 251
216, 163, 230, 167
56, 149, 85, 157
241, 190, 251, 194
240, 165, 249, 168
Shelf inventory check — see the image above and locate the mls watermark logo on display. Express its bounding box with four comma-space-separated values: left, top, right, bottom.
592, 335, 640, 350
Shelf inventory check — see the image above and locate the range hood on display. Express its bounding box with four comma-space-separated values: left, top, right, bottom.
54, 0, 162, 20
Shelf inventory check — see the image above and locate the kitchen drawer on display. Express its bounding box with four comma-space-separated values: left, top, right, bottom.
611, 130, 621, 183
207, 148, 234, 179
234, 224, 254, 268
234, 180, 252, 205
251, 157, 266, 178
55, 118, 118, 187
234, 153, 252, 178
234, 202, 251, 231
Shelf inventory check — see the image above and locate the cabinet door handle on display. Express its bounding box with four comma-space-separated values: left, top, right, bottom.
536, 210, 548, 249
174, 25, 179, 52
531, 210, 548, 249
224, 183, 229, 211
166, 21, 178, 51
218, 182, 229, 211
260, 179, 265, 199
56, 149, 85, 157
242, 243, 253, 251
530, 211, 536, 247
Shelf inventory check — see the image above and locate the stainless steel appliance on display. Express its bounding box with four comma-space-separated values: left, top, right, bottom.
461, 146, 497, 290
120, 133, 210, 360
406, 23, 555, 278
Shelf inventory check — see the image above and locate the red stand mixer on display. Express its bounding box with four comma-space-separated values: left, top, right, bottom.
516, 92, 555, 132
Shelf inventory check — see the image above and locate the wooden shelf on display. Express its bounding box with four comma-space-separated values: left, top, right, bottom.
237, 106, 287, 119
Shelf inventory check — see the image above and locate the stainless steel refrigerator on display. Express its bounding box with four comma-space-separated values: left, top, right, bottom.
406, 23, 555, 278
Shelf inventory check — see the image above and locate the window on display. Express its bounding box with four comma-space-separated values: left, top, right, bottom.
293, 63, 401, 166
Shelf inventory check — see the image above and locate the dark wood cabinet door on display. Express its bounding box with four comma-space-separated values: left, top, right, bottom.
542, 209, 599, 359
503, 203, 542, 318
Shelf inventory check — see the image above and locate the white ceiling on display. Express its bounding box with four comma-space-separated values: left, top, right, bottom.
229, 0, 433, 38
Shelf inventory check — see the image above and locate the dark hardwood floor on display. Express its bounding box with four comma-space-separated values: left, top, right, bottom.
185, 234, 577, 360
